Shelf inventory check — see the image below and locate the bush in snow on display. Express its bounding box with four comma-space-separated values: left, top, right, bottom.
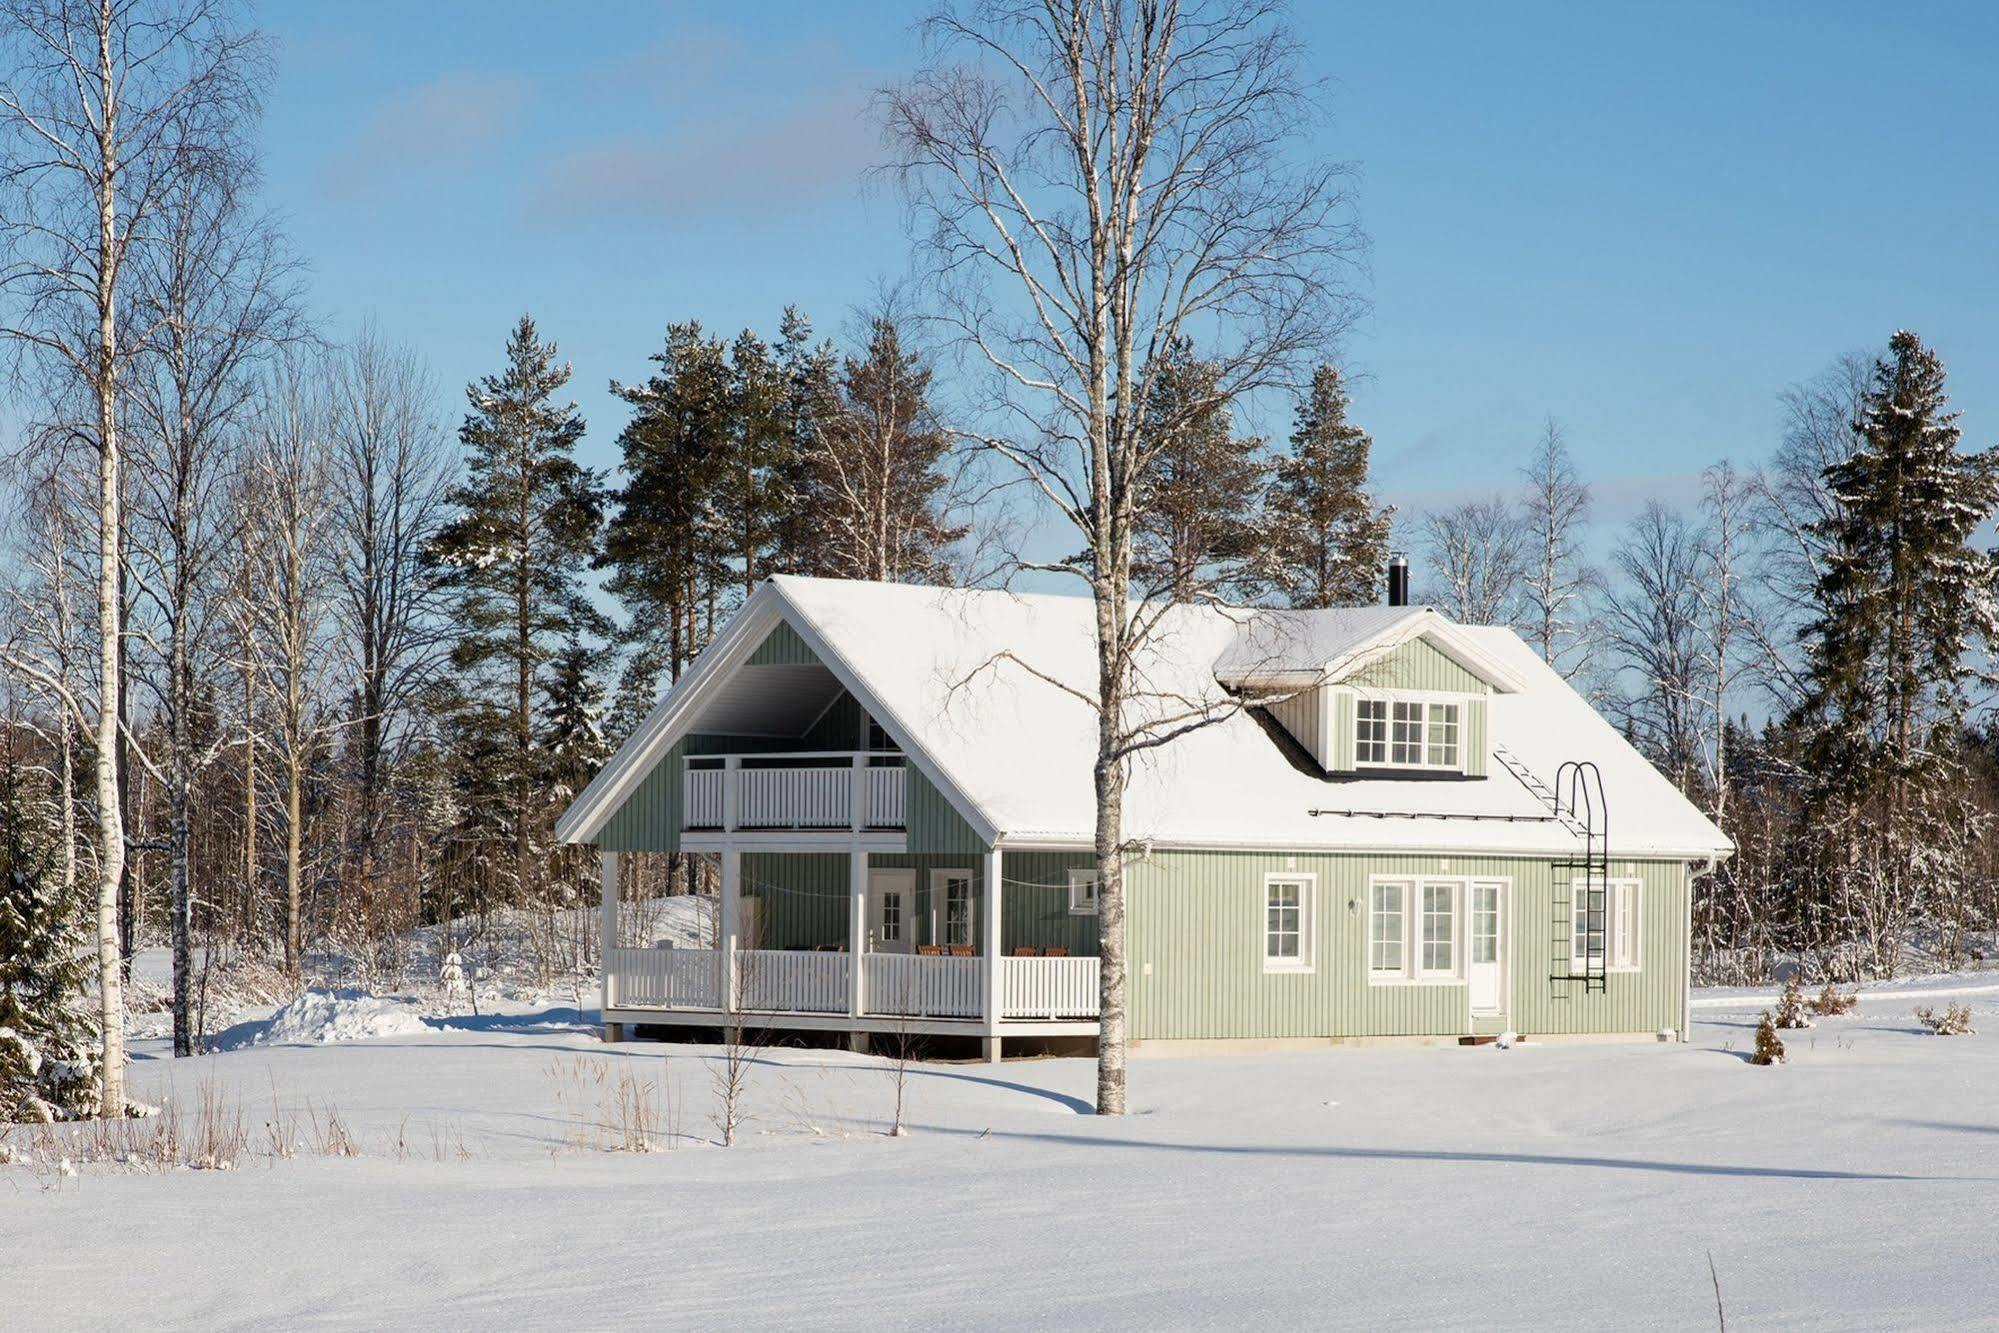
1810, 982, 1857, 1018
0, 764, 99, 1123
1751, 1011, 1786, 1066
1773, 976, 1813, 1029
1915, 1002, 1975, 1036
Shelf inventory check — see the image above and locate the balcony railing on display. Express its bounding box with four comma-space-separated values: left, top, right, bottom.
684, 753, 906, 833
604, 948, 1102, 1023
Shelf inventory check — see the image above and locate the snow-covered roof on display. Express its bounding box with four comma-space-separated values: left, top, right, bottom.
1214, 602, 1529, 693
559, 576, 1734, 861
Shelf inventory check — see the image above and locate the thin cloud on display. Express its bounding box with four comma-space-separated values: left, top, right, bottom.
322, 71, 531, 198
524, 84, 878, 227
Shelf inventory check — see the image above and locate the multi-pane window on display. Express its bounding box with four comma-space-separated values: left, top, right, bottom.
1356, 697, 1468, 772
1390, 702, 1424, 764
1427, 704, 1460, 767
1571, 880, 1642, 971
880, 891, 903, 942
1369, 880, 1406, 975
941, 874, 973, 947
1264, 876, 1313, 971
1420, 882, 1457, 975
1470, 884, 1500, 966
1068, 870, 1099, 916
1356, 699, 1388, 764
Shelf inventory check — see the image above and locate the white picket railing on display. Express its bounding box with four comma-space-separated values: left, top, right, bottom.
737, 766, 850, 828
862, 954, 985, 1018
605, 946, 718, 1010
1000, 955, 1101, 1019
685, 769, 725, 828
865, 765, 906, 827
739, 950, 848, 1013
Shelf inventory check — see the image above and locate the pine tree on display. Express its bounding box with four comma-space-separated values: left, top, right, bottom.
600, 322, 732, 741
1132, 336, 1269, 602
1795, 330, 1999, 974
430, 315, 605, 908
773, 306, 839, 575
811, 314, 965, 583
0, 756, 100, 1122
713, 329, 795, 598
1264, 365, 1392, 607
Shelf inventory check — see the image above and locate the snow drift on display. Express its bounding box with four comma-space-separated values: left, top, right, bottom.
256, 989, 430, 1045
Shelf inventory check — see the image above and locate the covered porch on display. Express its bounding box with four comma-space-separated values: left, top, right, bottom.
599, 845, 1103, 1057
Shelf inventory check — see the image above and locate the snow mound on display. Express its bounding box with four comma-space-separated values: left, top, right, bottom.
257, 989, 431, 1045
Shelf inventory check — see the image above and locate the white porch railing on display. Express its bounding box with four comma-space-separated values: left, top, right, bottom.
683, 754, 907, 832
605, 946, 718, 1009
862, 954, 985, 1018
739, 949, 848, 1014
1000, 956, 1102, 1019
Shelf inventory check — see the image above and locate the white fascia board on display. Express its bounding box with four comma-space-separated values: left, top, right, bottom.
553, 587, 784, 844
1331, 613, 1529, 695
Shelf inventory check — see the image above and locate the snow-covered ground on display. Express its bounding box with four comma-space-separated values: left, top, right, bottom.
6, 979, 1999, 1329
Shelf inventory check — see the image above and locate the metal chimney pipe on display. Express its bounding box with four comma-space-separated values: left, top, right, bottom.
1386, 554, 1409, 607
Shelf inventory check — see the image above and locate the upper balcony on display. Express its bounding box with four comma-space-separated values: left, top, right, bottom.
684, 751, 907, 834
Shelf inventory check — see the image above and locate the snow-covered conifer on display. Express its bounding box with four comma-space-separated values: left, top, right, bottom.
0, 760, 99, 1122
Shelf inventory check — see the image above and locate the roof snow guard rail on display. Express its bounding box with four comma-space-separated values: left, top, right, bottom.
1548, 760, 1609, 997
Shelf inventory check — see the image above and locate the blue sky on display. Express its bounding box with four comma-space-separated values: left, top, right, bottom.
260, 1, 1999, 545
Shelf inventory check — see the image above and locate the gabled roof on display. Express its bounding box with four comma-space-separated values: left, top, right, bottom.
1214, 604, 1529, 694
559, 576, 1734, 861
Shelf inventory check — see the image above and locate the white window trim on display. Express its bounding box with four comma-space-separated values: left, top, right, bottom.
1351, 690, 1472, 774
1570, 878, 1642, 973
1262, 873, 1316, 974
1367, 874, 1504, 985
930, 868, 976, 949
1067, 868, 1100, 916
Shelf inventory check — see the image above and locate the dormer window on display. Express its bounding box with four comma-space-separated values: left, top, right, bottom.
1356, 696, 1464, 772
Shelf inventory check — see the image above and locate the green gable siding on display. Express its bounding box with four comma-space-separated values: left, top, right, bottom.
1464, 697, 1488, 777
1345, 636, 1491, 695
748, 621, 817, 665
1125, 849, 1686, 1042
1329, 689, 1357, 770
596, 733, 796, 852
905, 766, 986, 854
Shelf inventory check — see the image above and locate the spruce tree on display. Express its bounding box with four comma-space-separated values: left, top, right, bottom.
1264, 365, 1393, 607
0, 757, 99, 1122
431, 315, 605, 908
541, 629, 610, 906
1796, 330, 1999, 973
773, 306, 840, 576
600, 322, 732, 741
1132, 336, 1269, 602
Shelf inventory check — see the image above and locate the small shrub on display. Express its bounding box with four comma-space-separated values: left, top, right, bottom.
1773, 976, 1813, 1029
1809, 983, 1857, 1018
1915, 1002, 1975, 1036
1751, 1011, 1786, 1066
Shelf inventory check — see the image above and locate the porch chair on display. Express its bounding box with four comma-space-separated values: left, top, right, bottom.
1012, 946, 1040, 957
916, 944, 943, 956
1045, 947, 1070, 958
948, 944, 975, 957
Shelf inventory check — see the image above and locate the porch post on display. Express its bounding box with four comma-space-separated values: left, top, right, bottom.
600, 849, 622, 1042
982, 843, 1003, 1062
719, 845, 741, 1010
848, 842, 867, 1051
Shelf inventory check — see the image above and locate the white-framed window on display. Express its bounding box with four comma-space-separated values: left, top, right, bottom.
1371, 875, 1500, 984
933, 870, 975, 948
880, 890, 903, 943
1419, 880, 1458, 977
1263, 874, 1315, 972
1570, 879, 1642, 972
1369, 879, 1407, 977
1067, 869, 1100, 916
1354, 694, 1470, 773
1356, 699, 1388, 764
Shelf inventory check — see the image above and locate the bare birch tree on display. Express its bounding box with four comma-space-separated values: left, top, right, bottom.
1518, 417, 1595, 676
1606, 502, 1703, 789
885, 0, 1360, 1113
0, 0, 263, 1115
1690, 460, 1757, 826
1419, 496, 1525, 625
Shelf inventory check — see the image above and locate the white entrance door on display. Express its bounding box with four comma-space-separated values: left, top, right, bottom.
867, 869, 915, 954
1468, 880, 1506, 1016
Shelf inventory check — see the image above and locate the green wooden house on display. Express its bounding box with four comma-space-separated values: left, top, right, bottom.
556, 573, 1732, 1059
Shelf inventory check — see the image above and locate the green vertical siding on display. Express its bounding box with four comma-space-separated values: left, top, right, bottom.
747, 621, 817, 665
1346, 637, 1492, 694
998, 850, 1102, 955
905, 767, 986, 854
1125, 849, 1687, 1041
598, 733, 795, 852
1329, 689, 1357, 770
1464, 697, 1489, 777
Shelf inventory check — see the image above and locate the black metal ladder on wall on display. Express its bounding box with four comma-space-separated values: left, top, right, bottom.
1549, 760, 1609, 997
